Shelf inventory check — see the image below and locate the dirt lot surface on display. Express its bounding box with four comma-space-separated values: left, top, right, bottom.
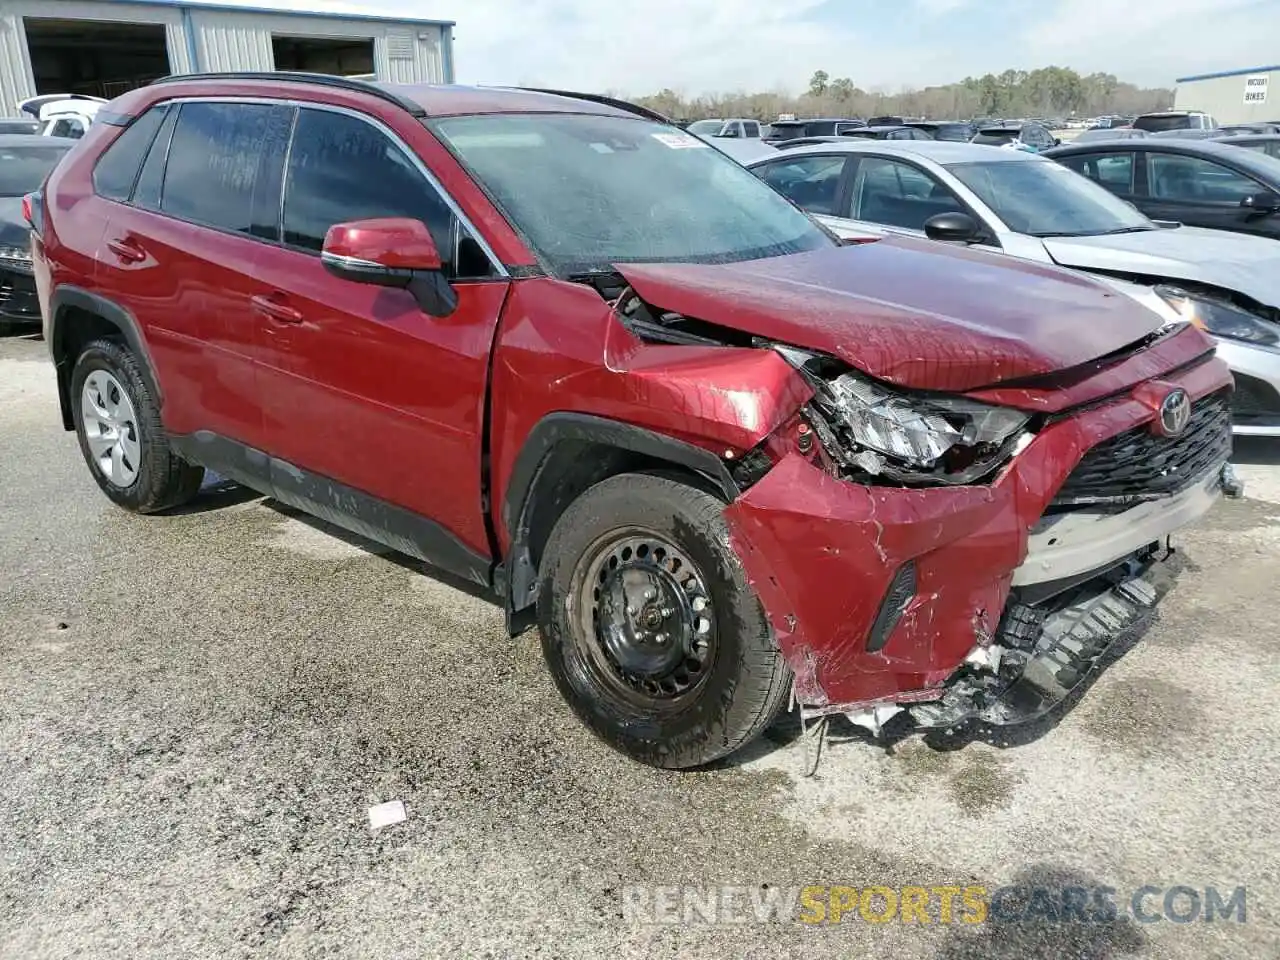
2, 334, 1277, 958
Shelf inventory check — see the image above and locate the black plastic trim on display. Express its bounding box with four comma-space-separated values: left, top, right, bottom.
501, 413, 740, 632
149, 71, 428, 117
511, 88, 674, 124
866, 561, 917, 652
48, 286, 163, 431
169, 431, 496, 589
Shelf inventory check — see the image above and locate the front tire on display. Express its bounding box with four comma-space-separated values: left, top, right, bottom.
538, 473, 792, 769
71, 338, 203, 513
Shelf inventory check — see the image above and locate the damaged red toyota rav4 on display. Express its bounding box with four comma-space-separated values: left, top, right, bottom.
31, 75, 1239, 768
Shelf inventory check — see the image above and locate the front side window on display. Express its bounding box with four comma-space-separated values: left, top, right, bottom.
431, 113, 832, 275
743, 121, 761, 138
753, 154, 847, 215
1147, 154, 1262, 203
160, 102, 280, 235
948, 158, 1153, 236
282, 108, 490, 277
851, 157, 964, 230
92, 104, 169, 202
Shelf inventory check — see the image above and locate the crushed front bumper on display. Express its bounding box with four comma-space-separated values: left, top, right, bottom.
722, 355, 1234, 718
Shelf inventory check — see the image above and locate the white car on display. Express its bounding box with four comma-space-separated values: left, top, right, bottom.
18, 94, 106, 140
747, 139, 1280, 436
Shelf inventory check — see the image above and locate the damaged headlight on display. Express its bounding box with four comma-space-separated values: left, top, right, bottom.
776, 347, 1032, 484
1155, 285, 1279, 347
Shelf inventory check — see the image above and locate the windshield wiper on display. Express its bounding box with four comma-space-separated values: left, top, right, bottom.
1034, 226, 1154, 238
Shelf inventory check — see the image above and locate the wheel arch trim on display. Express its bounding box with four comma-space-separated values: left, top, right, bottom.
500, 412, 740, 634
48, 286, 160, 432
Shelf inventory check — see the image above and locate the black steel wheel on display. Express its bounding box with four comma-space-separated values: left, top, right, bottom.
538, 472, 792, 769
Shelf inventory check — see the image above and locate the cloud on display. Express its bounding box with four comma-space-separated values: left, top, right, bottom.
1019, 0, 1276, 86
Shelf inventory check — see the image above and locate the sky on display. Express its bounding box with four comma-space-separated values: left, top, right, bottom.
194, 0, 1280, 94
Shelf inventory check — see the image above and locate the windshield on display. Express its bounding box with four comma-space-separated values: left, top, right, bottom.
947, 159, 1154, 237
686, 120, 723, 135
972, 130, 1017, 145
1133, 114, 1193, 132
0, 144, 70, 196
431, 113, 832, 275
765, 122, 807, 139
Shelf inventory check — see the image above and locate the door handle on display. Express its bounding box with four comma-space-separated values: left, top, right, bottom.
106, 237, 146, 263
250, 293, 303, 324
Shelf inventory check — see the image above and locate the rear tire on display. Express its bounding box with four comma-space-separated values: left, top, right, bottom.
538, 473, 792, 769
71, 338, 203, 514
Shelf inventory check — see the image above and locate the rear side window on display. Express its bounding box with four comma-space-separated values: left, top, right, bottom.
160, 101, 281, 235
281, 108, 460, 267
92, 105, 169, 201
754, 154, 847, 215
1057, 152, 1135, 194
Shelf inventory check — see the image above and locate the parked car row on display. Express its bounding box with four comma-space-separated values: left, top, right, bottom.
746, 138, 1280, 436
19, 75, 1240, 769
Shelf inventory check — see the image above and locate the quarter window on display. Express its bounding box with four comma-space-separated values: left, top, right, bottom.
160, 102, 281, 235
1147, 154, 1261, 203
92, 104, 169, 202
754, 155, 847, 215
281, 108, 489, 277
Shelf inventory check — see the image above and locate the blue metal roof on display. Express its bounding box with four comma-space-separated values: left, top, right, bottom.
1176, 65, 1280, 83
103, 0, 455, 28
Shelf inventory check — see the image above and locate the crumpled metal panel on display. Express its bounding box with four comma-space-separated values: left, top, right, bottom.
723, 353, 1233, 708
616, 237, 1169, 392
966, 322, 1218, 413
490, 277, 812, 549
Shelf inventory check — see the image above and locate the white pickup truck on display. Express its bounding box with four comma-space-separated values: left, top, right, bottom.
18, 94, 107, 139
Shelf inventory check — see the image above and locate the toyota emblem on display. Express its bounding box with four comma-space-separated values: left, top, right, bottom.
1157, 388, 1192, 437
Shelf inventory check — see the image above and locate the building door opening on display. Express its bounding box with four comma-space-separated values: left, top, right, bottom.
272, 36, 375, 77
25, 18, 172, 99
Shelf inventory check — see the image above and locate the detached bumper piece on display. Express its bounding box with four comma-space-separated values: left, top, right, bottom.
910, 550, 1175, 732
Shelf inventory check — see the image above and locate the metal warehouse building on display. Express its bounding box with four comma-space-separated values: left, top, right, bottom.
1174, 64, 1279, 125
0, 0, 454, 114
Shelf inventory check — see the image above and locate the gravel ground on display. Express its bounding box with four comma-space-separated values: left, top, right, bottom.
2, 333, 1278, 959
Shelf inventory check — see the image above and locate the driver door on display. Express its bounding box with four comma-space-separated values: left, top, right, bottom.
250, 105, 510, 564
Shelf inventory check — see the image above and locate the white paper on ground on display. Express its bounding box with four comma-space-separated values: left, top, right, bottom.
368, 800, 407, 830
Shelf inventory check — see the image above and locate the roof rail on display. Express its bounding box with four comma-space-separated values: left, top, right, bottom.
513, 87, 672, 125
149, 71, 426, 117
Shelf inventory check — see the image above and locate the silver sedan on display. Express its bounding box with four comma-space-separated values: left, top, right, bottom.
747, 140, 1280, 436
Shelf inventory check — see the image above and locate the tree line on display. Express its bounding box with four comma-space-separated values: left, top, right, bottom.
634, 66, 1173, 122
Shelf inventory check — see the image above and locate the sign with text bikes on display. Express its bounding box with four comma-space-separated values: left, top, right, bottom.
1244, 74, 1269, 105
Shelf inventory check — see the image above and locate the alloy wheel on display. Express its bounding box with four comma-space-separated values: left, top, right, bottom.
81, 370, 141, 487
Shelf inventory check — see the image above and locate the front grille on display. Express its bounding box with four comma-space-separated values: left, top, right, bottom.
1050, 389, 1231, 508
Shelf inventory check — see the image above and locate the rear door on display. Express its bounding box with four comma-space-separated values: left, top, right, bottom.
249, 104, 510, 567
96, 99, 291, 455
1142, 151, 1276, 236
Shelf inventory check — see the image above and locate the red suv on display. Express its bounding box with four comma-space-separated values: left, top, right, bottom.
31, 73, 1236, 767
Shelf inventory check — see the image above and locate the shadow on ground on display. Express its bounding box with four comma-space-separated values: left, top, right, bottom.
936, 863, 1149, 959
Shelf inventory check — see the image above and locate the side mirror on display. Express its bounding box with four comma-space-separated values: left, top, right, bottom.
1241, 192, 1280, 215
322, 217, 458, 317
924, 211, 981, 243
1053, 137, 1062, 146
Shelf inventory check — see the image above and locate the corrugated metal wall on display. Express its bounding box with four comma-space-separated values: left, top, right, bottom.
189, 9, 447, 83
0, 0, 192, 109
0, 0, 449, 116
1175, 69, 1280, 125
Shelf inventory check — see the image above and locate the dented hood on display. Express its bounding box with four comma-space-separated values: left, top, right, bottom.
616, 237, 1165, 392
